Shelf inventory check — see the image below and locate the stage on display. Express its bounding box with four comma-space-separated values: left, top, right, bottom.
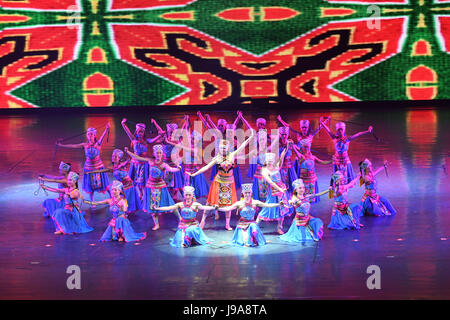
0, 106, 448, 299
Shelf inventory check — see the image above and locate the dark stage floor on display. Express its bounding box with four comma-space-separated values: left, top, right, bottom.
0, 107, 449, 299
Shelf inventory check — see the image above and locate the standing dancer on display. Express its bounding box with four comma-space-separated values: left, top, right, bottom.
56, 123, 111, 204
277, 127, 299, 196
40, 161, 71, 217
277, 115, 329, 176
320, 118, 373, 183
152, 119, 185, 200
121, 119, 162, 200
154, 186, 215, 248
292, 139, 332, 203
280, 179, 328, 243
218, 184, 284, 247
39, 172, 93, 235
359, 159, 396, 216
84, 181, 146, 242
256, 152, 291, 235
327, 171, 363, 230
89, 149, 142, 213
188, 130, 255, 231
125, 145, 181, 230
167, 116, 209, 199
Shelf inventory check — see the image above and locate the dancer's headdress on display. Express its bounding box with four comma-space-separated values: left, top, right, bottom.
111, 180, 123, 191
183, 186, 195, 195
135, 123, 146, 131
241, 183, 253, 193
87, 127, 97, 135
59, 161, 71, 172
265, 152, 276, 163
300, 120, 310, 128
292, 179, 305, 190
153, 144, 163, 154
68, 171, 79, 182
112, 149, 124, 160
218, 119, 228, 126
256, 118, 266, 126
336, 122, 346, 130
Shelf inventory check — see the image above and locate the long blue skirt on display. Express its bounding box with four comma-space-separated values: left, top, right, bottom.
252, 177, 269, 202
231, 223, 267, 247
143, 186, 175, 214
100, 217, 146, 242
362, 196, 396, 217
280, 217, 323, 242
327, 203, 362, 230
186, 173, 209, 198
333, 163, 355, 184
128, 162, 149, 188
82, 170, 110, 193
248, 163, 257, 178
124, 186, 142, 212
280, 167, 298, 194
257, 189, 290, 221
52, 208, 93, 234
170, 225, 211, 248
42, 198, 63, 218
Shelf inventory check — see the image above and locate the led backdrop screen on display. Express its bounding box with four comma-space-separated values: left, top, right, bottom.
1, 0, 449, 108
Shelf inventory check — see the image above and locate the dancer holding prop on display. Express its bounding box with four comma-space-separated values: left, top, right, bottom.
359, 159, 396, 217
84, 181, 146, 242
280, 179, 328, 243
39, 161, 71, 218
256, 151, 291, 235
39, 172, 93, 235
327, 171, 363, 230
320, 118, 373, 184
187, 129, 255, 231
153, 186, 214, 248
56, 123, 111, 204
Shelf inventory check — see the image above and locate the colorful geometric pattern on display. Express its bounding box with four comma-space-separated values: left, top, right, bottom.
1, 0, 450, 107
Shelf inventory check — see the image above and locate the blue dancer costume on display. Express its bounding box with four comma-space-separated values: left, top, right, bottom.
82, 141, 109, 193
128, 139, 149, 190
143, 160, 176, 214
100, 196, 146, 242
257, 166, 290, 221
232, 199, 266, 247
170, 201, 211, 248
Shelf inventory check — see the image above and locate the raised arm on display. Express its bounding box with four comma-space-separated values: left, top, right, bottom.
320, 119, 335, 140
205, 114, 218, 130
373, 161, 388, 177
345, 174, 361, 190
121, 118, 135, 141
349, 126, 373, 141
124, 147, 151, 163
197, 111, 212, 129
189, 156, 218, 177
277, 115, 289, 128
238, 111, 253, 130
231, 129, 255, 158
311, 117, 330, 136
97, 122, 111, 145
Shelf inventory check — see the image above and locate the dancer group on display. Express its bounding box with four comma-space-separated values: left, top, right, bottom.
38, 112, 396, 248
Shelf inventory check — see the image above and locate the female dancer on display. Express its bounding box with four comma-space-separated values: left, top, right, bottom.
359, 159, 396, 216
277, 127, 299, 195
90, 149, 142, 213
39, 172, 93, 235
40, 161, 71, 217
84, 181, 146, 242
256, 152, 291, 235
327, 171, 363, 230
280, 179, 328, 243
121, 119, 163, 200
218, 183, 284, 247
166, 115, 209, 199
152, 120, 185, 199
320, 118, 373, 183
291, 139, 332, 202
188, 130, 255, 231
56, 123, 111, 203
125, 145, 181, 230
154, 186, 215, 248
